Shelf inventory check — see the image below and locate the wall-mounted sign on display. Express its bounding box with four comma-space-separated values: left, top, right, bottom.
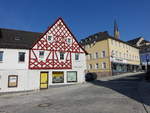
110, 57, 127, 64
8, 75, 18, 87
52, 72, 64, 83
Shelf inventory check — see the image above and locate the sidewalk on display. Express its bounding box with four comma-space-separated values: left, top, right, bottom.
99, 72, 145, 81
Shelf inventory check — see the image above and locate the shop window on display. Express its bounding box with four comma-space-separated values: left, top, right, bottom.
8, 75, 18, 88
67, 71, 77, 82
18, 52, 25, 62
52, 71, 64, 83
0, 51, 4, 62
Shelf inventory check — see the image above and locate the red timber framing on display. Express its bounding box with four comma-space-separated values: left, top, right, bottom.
29, 18, 86, 69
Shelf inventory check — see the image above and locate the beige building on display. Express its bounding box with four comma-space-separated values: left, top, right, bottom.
80, 31, 140, 77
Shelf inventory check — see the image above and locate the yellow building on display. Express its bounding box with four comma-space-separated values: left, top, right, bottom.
80, 31, 140, 77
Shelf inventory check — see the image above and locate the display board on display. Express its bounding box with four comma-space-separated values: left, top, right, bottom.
8, 75, 18, 87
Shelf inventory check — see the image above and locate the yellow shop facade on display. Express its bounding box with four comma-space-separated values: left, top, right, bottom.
80, 31, 140, 77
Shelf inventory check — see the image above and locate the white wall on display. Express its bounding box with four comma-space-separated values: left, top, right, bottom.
0, 48, 86, 92
0, 48, 29, 69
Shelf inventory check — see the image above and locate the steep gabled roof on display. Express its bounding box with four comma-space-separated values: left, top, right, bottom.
80, 31, 138, 49
0, 28, 42, 49
127, 37, 142, 45
80, 31, 112, 46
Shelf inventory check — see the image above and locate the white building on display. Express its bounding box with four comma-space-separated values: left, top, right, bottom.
0, 18, 87, 92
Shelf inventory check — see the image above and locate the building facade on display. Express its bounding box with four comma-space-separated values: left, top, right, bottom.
0, 18, 86, 92
127, 37, 150, 70
80, 32, 140, 78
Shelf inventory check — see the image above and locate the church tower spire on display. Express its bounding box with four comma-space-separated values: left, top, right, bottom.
114, 20, 120, 39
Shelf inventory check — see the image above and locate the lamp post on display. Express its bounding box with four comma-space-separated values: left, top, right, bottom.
146, 54, 149, 72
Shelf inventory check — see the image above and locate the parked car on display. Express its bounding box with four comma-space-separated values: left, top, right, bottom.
85, 73, 97, 81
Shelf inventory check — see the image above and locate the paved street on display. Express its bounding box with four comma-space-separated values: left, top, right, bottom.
0, 73, 149, 113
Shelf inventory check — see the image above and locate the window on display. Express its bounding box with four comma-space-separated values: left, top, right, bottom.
95, 63, 99, 69
8, 75, 18, 88
0, 51, 4, 62
119, 42, 121, 47
119, 52, 121, 58
52, 71, 64, 83
124, 53, 126, 58
111, 39, 113, 45
47, 35, 53, 42
67, 71, 77, 82
89, 64, 92, 69
95, 52, 98, 59
90, 54, 92, 59
39, 51, 44, 59
75, 53, 79, 60
102, 50, 106, 58
18, 52, 25, 62
102, 62, 106, 69
111, 50, 115, 57
60, 52, 64, 60
116, 51, 118, 57
67, 37, 72, 44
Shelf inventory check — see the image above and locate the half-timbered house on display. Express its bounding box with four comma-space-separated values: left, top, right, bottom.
0, 18, 87, 92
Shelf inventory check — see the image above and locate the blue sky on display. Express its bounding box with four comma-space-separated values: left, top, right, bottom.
0, 0, 149, 41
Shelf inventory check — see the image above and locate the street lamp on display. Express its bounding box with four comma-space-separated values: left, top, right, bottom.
146, 54, 149, 72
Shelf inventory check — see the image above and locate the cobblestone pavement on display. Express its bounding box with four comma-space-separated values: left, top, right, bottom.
0, 73, 149, 113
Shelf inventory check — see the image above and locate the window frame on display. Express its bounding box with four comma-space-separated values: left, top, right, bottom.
89, 64, 92, 69
39, 51, 45, 59
18, 52, 25, 62
101, 50, 106, 58
102, 62, 106, 69
8, 75, 18, 88
95, 63, 99, 69
0, 51, 4, 62
75, 53, 79, 60
60, 52, 65, 60
52, 71, 64, 83
67, 71, 77, 82
47, 35, 53, 43
95, 52, 98, 59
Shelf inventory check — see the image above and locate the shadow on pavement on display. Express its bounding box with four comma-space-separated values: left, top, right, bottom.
88, 73, 150, 106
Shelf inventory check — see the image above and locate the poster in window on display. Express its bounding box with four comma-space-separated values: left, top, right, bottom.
8, 75, 18, 87
52, 72, 64, 83
67, 71, 77, 82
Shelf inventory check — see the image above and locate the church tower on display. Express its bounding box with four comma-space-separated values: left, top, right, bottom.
114, 20, 120, 39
